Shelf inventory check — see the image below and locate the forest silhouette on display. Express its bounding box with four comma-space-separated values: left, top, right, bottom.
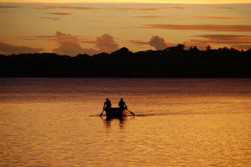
0, 45, 250, 77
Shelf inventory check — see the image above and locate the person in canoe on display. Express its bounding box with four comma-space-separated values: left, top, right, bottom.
104, 98, 111, 109
100, 98, 112, 117
100, 98, 135, 117
118, 98, 127, 109
118, 98, 135, 116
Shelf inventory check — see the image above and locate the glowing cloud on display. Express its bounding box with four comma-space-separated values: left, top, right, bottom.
51, 31, 120, 55
149, 36, 168, 50
51, 31, 98, 56
0, 41, 44, 55
95, 34, 120, 53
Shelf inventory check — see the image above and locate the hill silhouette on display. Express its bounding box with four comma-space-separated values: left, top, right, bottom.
0, 45, 251, 77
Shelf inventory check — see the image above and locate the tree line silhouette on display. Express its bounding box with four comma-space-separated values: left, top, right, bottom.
0, 45, 250, 77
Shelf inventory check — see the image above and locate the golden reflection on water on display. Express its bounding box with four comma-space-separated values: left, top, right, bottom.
101, 117, 126, 129
0, 78, 251, 166
1, 102, 251, 166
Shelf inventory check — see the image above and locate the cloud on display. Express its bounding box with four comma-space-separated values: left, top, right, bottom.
132, 15, 164, 18
40, 17, 60, 21
143, 24, 251, 32
0, 41, 44, 55
132, 15, 251, 20
130, 40, 149, 45
195, 34, 251, 43
184, 39, 251, 51
15, 32, 120, 55
130, 34, 251, 51
33, 6, 188, 12
95, 34, 120, 53
51, 31, 120, 55
87, 20, 103, 23
188, 15, 251, 20
131, 36, 170, 50
149, 36, 168, 50
0, 11, 14, 14
16, 35, 58, 41
51, 31, 99, 56
0, 6, 22, 9
47, 13, 73, 16
211, 7, 235, 10
34, 6, 100, 10
231, 45, 251, 50
184, 34, 251, 50
130, 36, 173, 50
184, 40, 212, 50
131, 34, 251, 51
116, 7, 187, 11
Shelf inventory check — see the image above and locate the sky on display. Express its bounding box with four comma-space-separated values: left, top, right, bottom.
0, 0, 251, 56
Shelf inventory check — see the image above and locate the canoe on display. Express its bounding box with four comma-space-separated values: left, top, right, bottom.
104, 107, 127, 119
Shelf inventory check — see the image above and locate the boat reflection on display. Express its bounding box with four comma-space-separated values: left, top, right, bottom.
101, 117, 127, 129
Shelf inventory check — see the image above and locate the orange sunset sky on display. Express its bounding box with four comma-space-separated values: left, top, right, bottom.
0, 0, 250, 56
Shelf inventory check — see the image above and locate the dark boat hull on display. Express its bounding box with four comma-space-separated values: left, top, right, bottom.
104, 107, 126, 119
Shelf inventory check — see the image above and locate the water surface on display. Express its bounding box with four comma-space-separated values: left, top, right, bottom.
0, 78, 250, 166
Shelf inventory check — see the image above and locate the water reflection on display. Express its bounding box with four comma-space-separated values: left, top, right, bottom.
101, 117, 127, 129
1, 78, 251, 167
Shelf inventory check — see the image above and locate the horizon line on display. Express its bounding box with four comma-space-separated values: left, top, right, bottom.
1, 45, 250, 57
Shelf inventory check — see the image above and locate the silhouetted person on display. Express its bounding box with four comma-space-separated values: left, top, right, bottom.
100, 98, 112, 117
118, 98, 127, 109
104, 98, 111, 109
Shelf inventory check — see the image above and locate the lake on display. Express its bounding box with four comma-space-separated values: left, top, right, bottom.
0, 78, 251, 166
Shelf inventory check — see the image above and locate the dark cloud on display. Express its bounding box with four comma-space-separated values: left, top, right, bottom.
132, 15, 164, 18
87, 20, 103, 23
212, 7, 235, 10
184, 39, 251, 51
33, 6, 100, 10
33, 6, 188, 12
40, 17, 60, 21
0, 41, 44, 55
184, 34, 251, 50
143, 24, 251, 32
116, 7, 187, 11
196, 34, 249, 39
0, 11, 14, 14
195, 34, 251, 44
47, 13, 73, 16
131, 15, 251, 20
0, 6, 22, 9
188, 15, 251, 20
130, 40, 149, 45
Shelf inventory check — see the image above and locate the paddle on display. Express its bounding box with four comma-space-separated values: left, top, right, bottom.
126, 107, 135, 116
100, 108, 105, 117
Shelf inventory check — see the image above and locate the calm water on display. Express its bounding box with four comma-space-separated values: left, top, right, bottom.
0, 78, 251, 167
